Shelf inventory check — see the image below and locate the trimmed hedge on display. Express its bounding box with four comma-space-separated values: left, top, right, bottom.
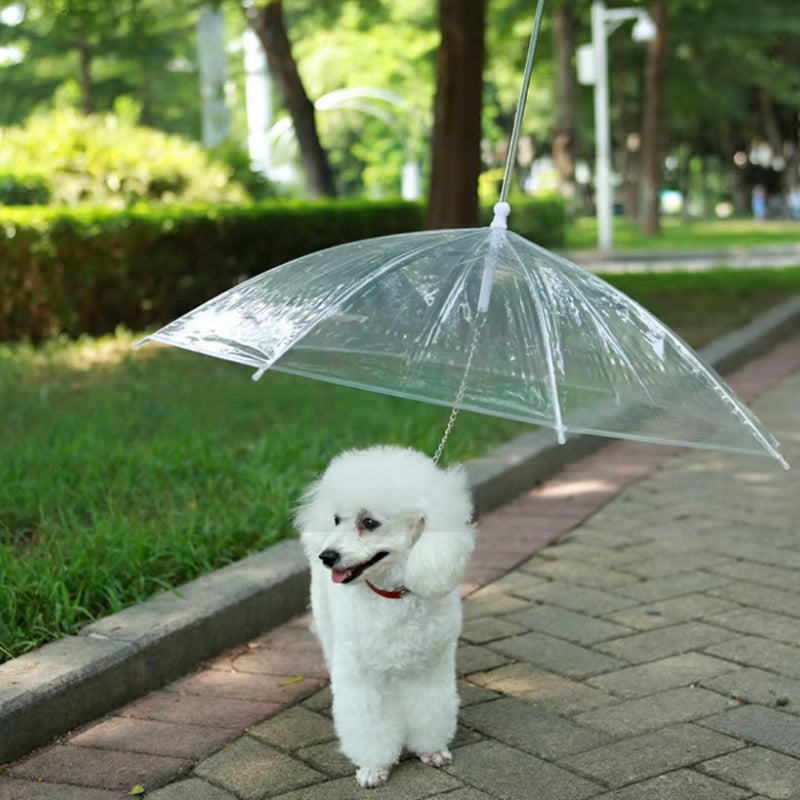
0, 197, 565, 342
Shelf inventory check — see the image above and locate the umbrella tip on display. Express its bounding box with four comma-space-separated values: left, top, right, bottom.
490, 202, 511, 230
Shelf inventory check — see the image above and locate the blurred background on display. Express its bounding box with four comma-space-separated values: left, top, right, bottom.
0, 0, 797, 226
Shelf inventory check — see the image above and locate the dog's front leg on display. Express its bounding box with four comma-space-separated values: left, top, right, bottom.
400, 651, 459, 766
331, 664, 402, 787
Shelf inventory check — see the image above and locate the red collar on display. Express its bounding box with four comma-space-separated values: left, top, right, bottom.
366, 580, 408, 600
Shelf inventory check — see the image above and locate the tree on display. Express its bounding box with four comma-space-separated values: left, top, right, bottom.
245, 0, 337, 198
426, 0, 486, 228
637, 1, 668, 235
552, 1, 579, 206
0, 0, 202, 137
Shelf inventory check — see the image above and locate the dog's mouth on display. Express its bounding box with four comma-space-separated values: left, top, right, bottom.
331, 551, 389, 585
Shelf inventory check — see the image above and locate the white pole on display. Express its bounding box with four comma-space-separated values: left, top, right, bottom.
592, 1, 613, 254
197, 5, 230, 148
243, 27, 271, 176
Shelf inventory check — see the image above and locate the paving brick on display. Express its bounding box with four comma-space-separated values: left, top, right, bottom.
456, 644, 509, 676
468, 662, 616, 716
480, 570, 551, 597
147, 778, 237, 800
445, 739, 602, 800
561, 723, 743, 789
710, 561, 800, 594
488, 631, 626, 678
462, 591, 531, 619
592, 769, 750, 800
69, 715, 239, 761
595, 622, 738, 664
167, 669, 324, 705
702, 668, 800, 715
268, 759, 462, 799
457, 680, 501, 707
708, 583, 800, 618
587, 653, 740, 699
705, 636, 800, 680
527, 543, 616, 565
460, 696, 609, 759
518, 581, 636, 615
0, 780, 121, 799
293, 740, 353, 778
506, 605, 633, 645
300, 685, 332, 715
194, 736, 325, 800
228, 640, 328, 679
460, 616, 528, 644
615, 572, 731, 603
708, 539, 800, 569
603, 594, 739, 631
425, 789, 496, 800
698, 746, 800, 800
6, 745, 189, 792
519, 558, 640, 590
249, 706, 335, 751
700, 705, 800, 758
710, 608, 800, 647
120, 690, 280, 728
622, 551, 732, 579
574, 686, 733, 738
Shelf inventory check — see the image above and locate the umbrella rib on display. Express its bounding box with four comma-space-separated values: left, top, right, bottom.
556, 268, 661, 410
410, 231, 486, 363
509, 247, 566, 444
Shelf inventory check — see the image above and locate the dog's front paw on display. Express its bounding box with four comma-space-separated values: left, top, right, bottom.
419, 748, 452, 768
356, 765, 390, 787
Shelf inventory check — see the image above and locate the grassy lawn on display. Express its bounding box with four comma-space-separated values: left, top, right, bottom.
564, 216, 800, 251
3, 266, 800, 661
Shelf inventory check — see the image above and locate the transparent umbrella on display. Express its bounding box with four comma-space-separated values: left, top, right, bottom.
138, 1, 787, 470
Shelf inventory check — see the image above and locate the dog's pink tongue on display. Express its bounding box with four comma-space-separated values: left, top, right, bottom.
331, 568, 351, 584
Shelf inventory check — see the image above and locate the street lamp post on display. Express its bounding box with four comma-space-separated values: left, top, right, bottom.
582, 2, 656, 254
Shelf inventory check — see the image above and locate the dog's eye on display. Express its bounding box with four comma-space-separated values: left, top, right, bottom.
333, 514, 341, 526
361, 517, 381, 531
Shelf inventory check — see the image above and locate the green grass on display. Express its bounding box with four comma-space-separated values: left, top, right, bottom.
3, 266, 800, 661
564, 216, 800, 251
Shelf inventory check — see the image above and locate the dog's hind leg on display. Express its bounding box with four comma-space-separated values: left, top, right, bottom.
331, 666, 402, 787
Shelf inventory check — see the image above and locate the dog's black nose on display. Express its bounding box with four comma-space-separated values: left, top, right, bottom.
319, 548, 341, 568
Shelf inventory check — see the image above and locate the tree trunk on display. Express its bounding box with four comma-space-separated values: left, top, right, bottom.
78, 30, 93, 114
552, 1, 577, 209
637, 2, 668, 236
426, 0, 486, 229
246, 0, 336, 198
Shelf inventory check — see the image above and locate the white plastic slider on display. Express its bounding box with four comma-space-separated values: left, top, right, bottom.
478, 202, 511, 313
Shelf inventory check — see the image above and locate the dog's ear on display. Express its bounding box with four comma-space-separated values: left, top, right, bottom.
294, 477, 328, 560
403, 466, 475, 597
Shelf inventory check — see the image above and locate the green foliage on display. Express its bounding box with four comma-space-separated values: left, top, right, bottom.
0, 173, 51, 206
210, 140, 277, 200
0, 109, 246, 207
0, 195, 565, 342
0, 0, 202, 138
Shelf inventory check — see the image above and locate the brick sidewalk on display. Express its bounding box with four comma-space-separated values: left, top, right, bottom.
2, 333, 799, 800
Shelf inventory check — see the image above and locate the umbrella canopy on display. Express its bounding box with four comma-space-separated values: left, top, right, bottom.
139, 222, 788, 469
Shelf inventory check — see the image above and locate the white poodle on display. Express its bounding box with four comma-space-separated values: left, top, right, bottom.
295, 445, 475, 788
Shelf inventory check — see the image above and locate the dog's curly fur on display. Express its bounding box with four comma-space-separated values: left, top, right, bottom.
295, 445, 475, 788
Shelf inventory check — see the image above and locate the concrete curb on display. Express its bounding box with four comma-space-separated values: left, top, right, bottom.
2, 297, 799, 765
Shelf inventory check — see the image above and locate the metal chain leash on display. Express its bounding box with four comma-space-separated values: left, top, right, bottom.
432, 313, 488, 465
